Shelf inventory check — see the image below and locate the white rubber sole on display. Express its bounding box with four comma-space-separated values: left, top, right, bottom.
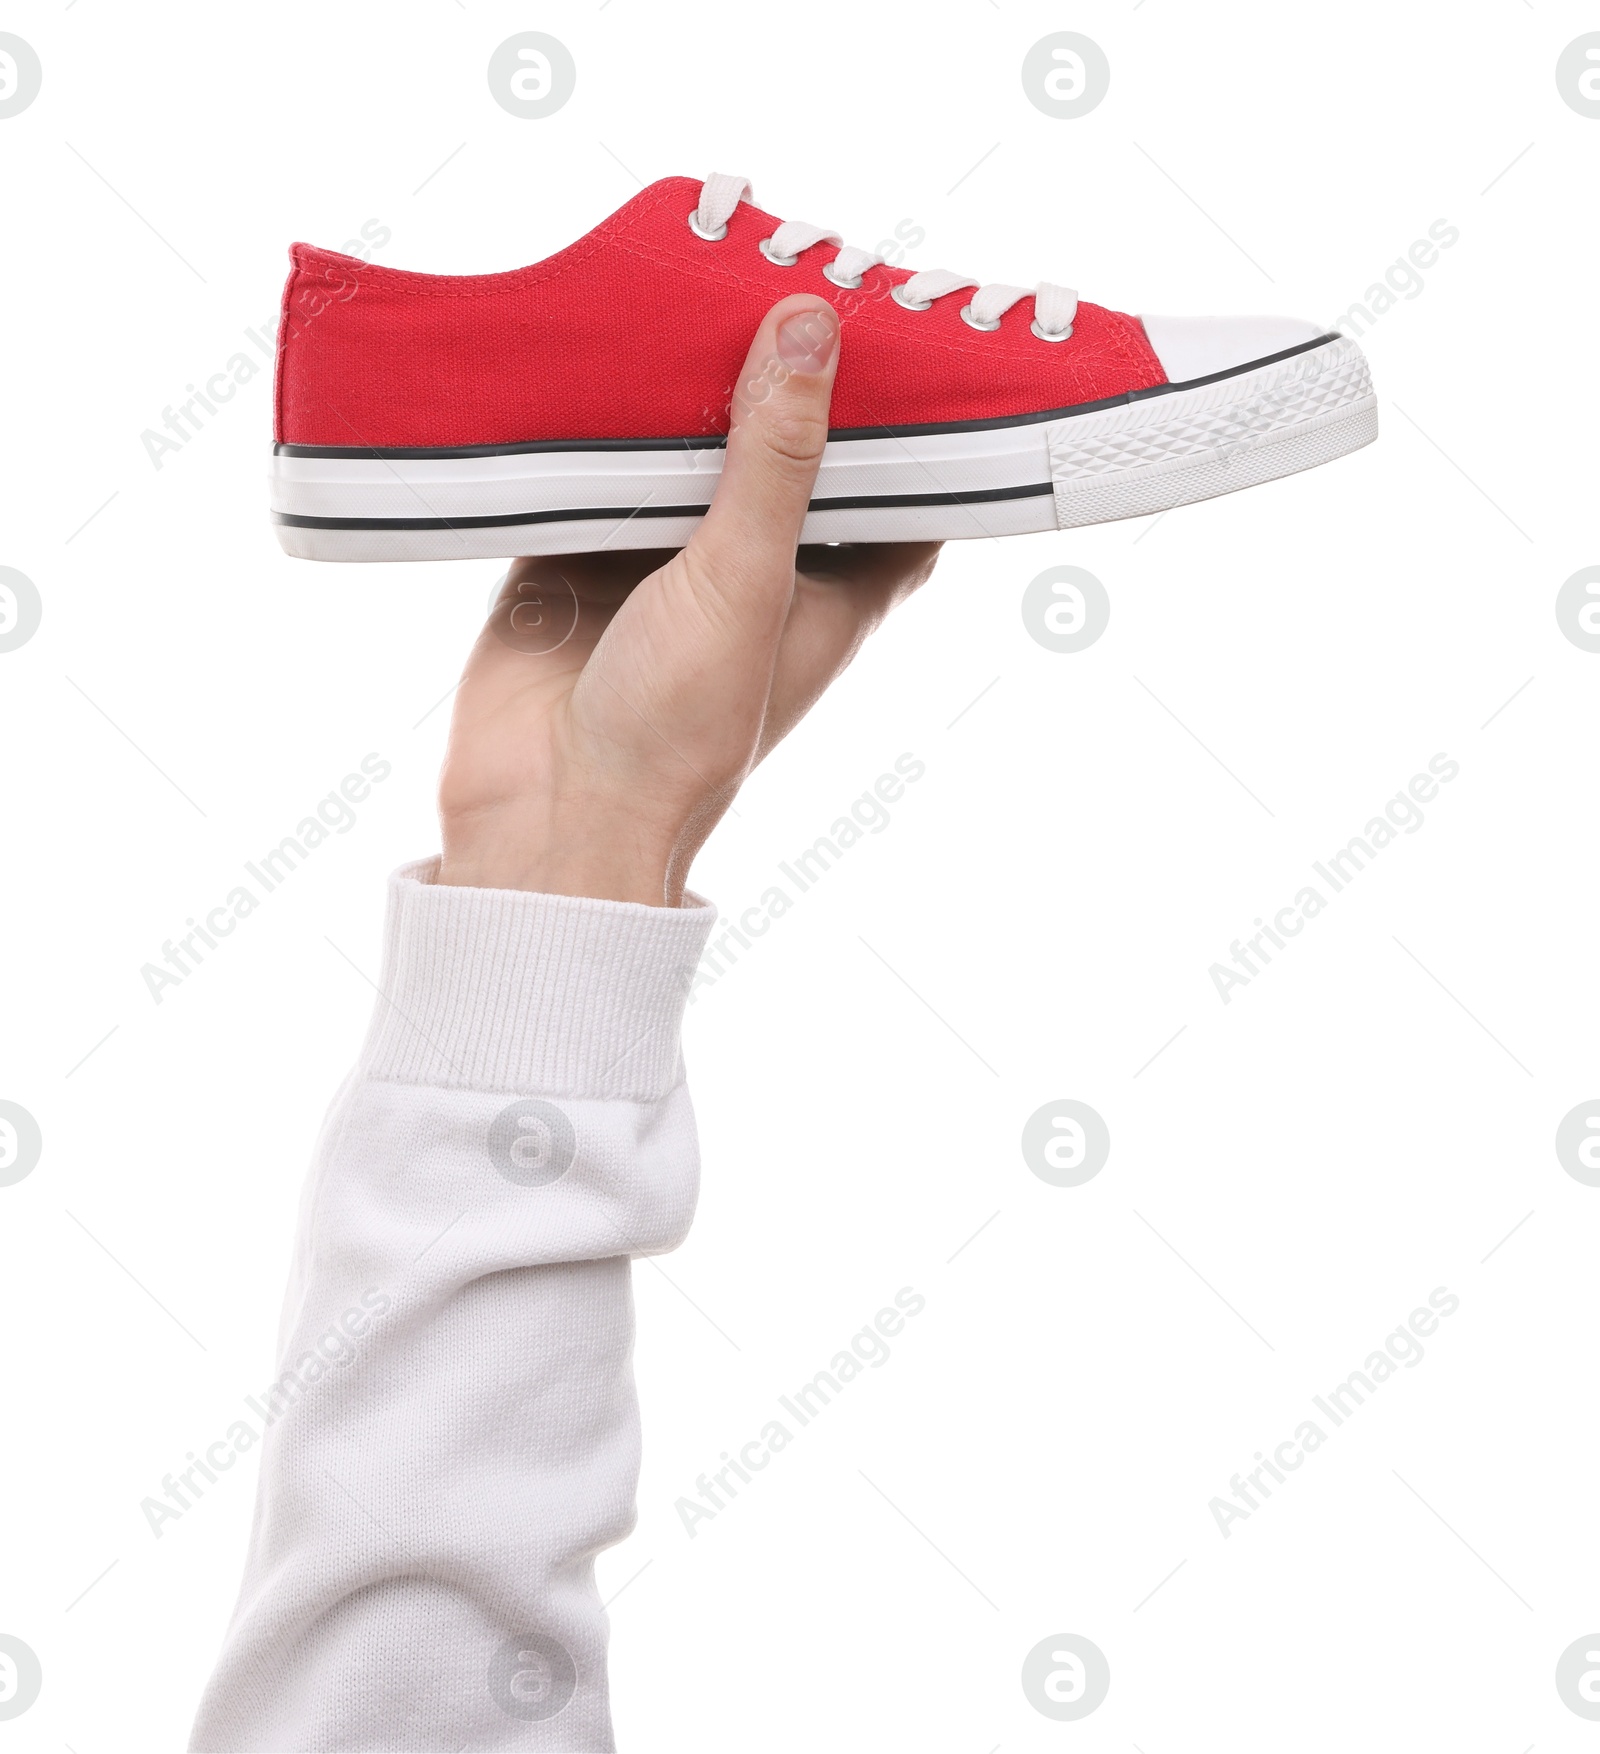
271, 334, 1375, 562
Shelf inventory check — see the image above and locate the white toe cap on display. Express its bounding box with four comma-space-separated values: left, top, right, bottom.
1139, 314, 1327, 385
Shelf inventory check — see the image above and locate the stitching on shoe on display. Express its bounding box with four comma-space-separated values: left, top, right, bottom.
607, 231, 1149, 389
286, 181, 685, 299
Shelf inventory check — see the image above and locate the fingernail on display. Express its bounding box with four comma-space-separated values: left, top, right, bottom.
776, 306, 839, 374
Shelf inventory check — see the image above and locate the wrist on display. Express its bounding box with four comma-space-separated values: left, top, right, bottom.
438, 817, 681, 907
436, 856, 674, 906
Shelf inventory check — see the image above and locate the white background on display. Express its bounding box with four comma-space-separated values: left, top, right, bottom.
3, 1, 1597, 1749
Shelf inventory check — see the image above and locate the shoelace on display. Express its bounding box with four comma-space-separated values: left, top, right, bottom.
689, 172, 1078, 342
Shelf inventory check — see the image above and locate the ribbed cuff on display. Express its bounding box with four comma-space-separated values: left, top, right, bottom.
357, 858, 716, 1102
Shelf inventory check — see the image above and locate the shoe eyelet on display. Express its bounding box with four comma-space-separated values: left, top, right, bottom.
687, 211, 728, 242
892, 284, 933, 312
960, 304, 1001, 333
823, 260, 863, 290
759, 236, 800, 267
1030, 320, 1073, 343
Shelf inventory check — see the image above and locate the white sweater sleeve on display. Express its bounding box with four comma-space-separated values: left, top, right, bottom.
190, 858, 715, 1754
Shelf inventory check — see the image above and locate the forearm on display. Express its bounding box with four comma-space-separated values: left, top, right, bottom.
191, 860, 713, 1753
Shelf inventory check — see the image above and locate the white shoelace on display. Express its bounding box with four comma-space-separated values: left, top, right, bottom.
689, 173, 1078, 342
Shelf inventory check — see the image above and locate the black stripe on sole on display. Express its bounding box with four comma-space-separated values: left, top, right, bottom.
273, 479, 1056, 533
273, 333, 1343, 460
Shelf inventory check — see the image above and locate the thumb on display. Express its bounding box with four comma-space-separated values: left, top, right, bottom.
686, 295, 840, 614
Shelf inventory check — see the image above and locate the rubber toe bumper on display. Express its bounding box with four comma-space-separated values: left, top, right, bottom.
1138, 314, 1328, 385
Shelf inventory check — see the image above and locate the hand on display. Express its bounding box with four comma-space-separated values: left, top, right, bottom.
436, 295, 941, 906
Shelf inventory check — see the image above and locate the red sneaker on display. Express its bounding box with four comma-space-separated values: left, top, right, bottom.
270, 173, 1375, 563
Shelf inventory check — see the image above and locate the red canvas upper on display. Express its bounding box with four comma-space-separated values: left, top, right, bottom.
275, 176, 1168, 449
